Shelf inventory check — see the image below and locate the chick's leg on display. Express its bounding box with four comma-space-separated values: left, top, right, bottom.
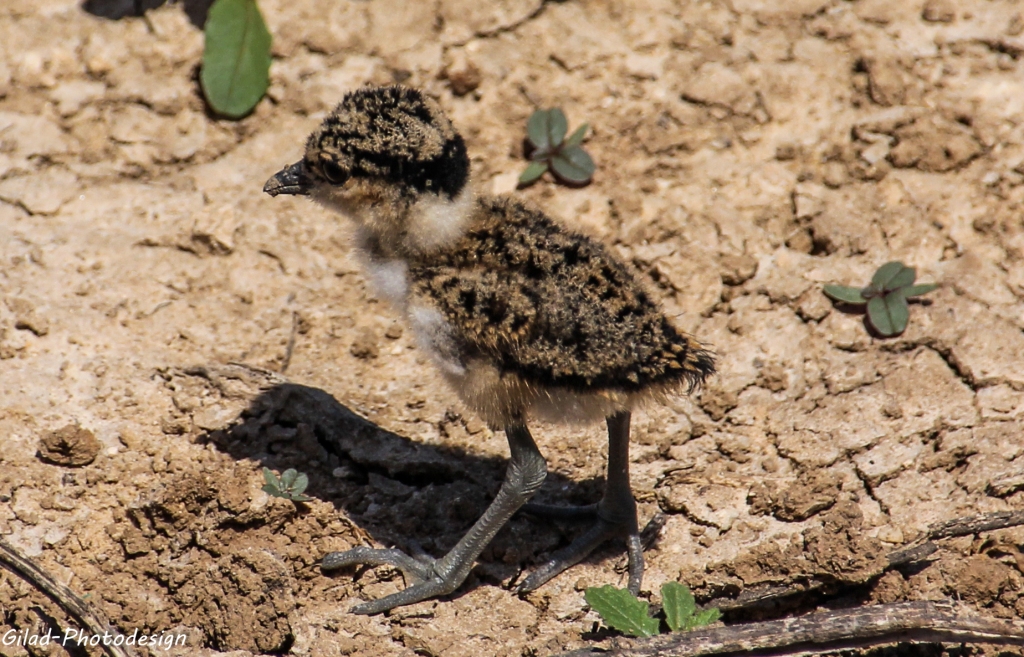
322, 421, 546, 615
517, 411, 643, 595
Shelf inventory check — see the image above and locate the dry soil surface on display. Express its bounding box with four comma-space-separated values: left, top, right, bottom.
2, 0, 1024, 656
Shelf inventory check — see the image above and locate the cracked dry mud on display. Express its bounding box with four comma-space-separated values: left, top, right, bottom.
2, 0, 1024, 656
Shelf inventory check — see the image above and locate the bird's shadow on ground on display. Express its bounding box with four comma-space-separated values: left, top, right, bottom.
82, 0, 213, 27
199, 375, 610, 592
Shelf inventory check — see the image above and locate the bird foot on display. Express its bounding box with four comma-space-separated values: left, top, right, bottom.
517, 510, 644, 595
322, 547, 458, 615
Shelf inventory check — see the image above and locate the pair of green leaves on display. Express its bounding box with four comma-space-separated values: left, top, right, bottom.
584, 582, 721, 638
519, 108, 596, 186
201, 0, 272, 119
262, 467, 312, 502
823, 261, 937, 337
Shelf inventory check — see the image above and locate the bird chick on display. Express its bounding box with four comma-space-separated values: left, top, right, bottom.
264, 85, 715, 615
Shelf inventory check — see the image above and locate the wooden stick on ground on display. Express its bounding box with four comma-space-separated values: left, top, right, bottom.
559, 600, 1024, 657
0, 537, 138, 657
889, 509, 1024, 564
711, 508, 1024, 612
924, 509, 1024, 540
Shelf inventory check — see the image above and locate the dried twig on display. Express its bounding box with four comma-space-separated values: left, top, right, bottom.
0, 537, 138, 657
708, 508, 1024, 612
560, 600, 1024, 657
924, 509, 1024, 541
885, 541, 938, 568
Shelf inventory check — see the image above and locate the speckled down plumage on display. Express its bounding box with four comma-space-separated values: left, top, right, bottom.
406, 195, 715, 394
270, 85, 714, 426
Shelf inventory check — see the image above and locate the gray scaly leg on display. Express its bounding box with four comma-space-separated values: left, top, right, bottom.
517, 411, 643, 595
323, 420, 547, 614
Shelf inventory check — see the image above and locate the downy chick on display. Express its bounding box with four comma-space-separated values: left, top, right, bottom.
264, 85, 714, 615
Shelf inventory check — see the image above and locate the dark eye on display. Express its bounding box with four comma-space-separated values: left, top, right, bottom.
321, 161, 347, 185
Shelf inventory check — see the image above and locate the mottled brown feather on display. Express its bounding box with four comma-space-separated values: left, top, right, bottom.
406, 196, 715, 394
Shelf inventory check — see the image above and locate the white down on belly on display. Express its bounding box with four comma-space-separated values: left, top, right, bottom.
360, 255, 467, 374
407, 304, 467, 376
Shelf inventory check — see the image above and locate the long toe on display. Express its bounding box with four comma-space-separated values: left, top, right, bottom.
350, 576, 456, 615
322, 547, 436, 584
517, 517, 632, 593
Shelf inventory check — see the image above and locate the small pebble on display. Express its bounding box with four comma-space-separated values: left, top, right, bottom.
38, 424, 101, 467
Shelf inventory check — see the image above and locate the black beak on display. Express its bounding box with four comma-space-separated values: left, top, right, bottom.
264, 161, 311, 197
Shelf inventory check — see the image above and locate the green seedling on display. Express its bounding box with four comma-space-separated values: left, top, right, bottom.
519, 108, 595, 186
823, 261, 937, 337
201, 0, 272, 118
262, 467, 312, 502
585, 582, 721, 638
661, 581, 722, 632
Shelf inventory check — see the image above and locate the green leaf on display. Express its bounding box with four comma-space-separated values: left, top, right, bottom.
529, 146, 552, 162
883, 292, 910, 335
525, 108, 569, 151
823, 284, 867, 305
262, 467, 278, 488
903, 283, 938, 297
519, 161, 548, 185
280, 468, 298, 489
292, 472, 309, 496
867, 291, 910, 336
527, 109, 551, 151
661, 582, 696, 632
551, 145, 595, 184
885, 266, 915, 291
547, 108, 568, 148
261, 483, 281, 497
565, 123, 589, 147
866, 296, 888, 335
201, 0, 272, 119
870, 261, 904, 288
661, 582, 720, 632
585, 585, 660, 638
871, 261, 913, 291
687, 608, 722, 630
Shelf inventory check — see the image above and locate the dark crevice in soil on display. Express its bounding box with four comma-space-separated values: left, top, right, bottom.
922, 342, 978, 392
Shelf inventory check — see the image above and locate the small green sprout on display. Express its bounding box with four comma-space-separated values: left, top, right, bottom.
262, 467, 312, 502
585, 582, 721, 638
201, 0, 272, 119
823, 261, 937, 337
661, 581, 722, 632
519, 108, 595, 187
